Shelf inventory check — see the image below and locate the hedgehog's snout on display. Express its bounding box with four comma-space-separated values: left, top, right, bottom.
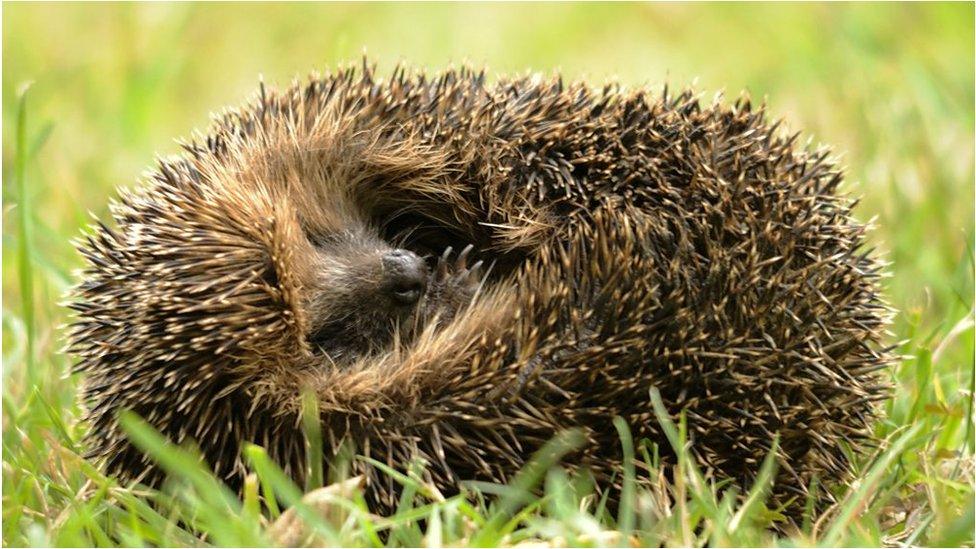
303, 244, 436, 361
382, 249, 427, 305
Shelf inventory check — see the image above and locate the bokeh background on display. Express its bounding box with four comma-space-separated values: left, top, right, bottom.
2, 3, 973, 545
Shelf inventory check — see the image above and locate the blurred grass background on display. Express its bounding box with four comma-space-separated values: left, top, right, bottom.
2, 3, 973, 546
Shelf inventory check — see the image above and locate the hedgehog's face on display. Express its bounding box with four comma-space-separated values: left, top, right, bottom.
298, 213, 481, 365
301, 225, 428, 361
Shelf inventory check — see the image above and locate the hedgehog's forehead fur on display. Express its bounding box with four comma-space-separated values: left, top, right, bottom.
70, 62, 893, 510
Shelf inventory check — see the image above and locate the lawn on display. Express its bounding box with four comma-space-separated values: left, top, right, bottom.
2, 3, 973, 546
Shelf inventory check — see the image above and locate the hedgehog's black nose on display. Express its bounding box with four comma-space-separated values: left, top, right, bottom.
382, 249, 427, 305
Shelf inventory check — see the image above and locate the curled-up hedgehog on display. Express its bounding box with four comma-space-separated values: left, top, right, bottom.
68, 62, 893, 512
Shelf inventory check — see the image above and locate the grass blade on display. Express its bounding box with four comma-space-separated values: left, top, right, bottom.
612, 416, 636, 536
822, 424, 925, 546
470, 429, 586, 547
14, 83, 36, 385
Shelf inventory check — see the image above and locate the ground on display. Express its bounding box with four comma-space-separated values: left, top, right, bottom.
2, 3, 973, 546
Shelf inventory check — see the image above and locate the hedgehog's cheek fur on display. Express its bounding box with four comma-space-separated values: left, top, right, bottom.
305, 300, 412, 364
300, 253, 416, 363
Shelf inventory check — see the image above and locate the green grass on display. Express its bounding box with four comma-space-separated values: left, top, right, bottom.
2, 3, 973, 547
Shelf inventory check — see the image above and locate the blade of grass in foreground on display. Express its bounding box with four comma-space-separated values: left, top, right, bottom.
14, 83, 36, 386
727, 435, 779, 535
612, 416, 636, 536
118, 412, 266, 546
300, 390, 324, 491
245, 443, 341, 546
649, 387, 720, 516
470, 428, 585, 547
822, 423, 925, 546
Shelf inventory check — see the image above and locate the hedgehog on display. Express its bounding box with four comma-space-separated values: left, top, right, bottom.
68, 62, 893, 513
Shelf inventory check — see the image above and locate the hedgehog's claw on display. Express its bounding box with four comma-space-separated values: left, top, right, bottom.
431, 244, 481, 285
469, 259, 485, 277
458, 244, 475, 269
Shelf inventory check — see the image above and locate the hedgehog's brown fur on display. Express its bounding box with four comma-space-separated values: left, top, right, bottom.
68, 62, 893, 513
